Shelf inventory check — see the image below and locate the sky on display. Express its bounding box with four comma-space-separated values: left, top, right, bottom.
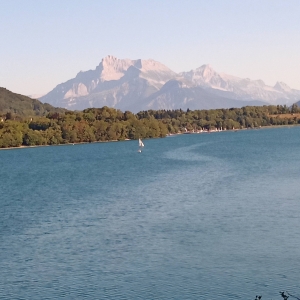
1, 0, 300, 95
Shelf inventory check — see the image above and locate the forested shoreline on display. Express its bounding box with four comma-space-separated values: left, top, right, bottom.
0, 104, 300, 148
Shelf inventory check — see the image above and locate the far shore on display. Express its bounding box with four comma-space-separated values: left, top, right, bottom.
0, 138, 132, 151
0, 124, 299, 151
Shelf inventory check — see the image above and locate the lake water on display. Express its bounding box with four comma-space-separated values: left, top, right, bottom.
1, 127, 300, 299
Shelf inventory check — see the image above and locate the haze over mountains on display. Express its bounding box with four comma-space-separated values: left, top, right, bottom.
40, 55, 300, 112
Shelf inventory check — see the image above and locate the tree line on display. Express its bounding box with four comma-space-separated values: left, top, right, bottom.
0, 104, 300, 148
137, 104, 300, 133
0, 107, 167, 148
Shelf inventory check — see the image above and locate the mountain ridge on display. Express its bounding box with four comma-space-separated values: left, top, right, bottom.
40, 55, 300, 112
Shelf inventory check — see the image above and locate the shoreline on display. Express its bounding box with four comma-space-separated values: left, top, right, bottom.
0, 138, 132, 151
0, 124, 299, 151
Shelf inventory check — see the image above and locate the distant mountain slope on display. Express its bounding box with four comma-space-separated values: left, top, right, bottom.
0, 87, 66, 116
126, 79, 266, 112
39, 55, 300, 112
180, 64, 300, 105
295, 100, 300, 107
40, 55, 177, 110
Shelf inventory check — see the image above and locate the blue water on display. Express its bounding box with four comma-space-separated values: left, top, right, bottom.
1, 127, 300, 299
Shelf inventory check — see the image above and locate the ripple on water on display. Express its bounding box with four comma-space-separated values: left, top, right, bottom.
1, 128, 300, 299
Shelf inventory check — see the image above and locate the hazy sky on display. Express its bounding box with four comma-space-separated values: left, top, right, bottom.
1, 0, 299, 95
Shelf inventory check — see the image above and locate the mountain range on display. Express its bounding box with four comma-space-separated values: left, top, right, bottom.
40, 55, 300, 112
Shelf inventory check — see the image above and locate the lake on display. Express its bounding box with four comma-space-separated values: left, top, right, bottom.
1, 127, 300, 299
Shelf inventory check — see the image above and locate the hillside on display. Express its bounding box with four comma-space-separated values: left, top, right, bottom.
126, 79, 266, 112
0, 87, 66, 117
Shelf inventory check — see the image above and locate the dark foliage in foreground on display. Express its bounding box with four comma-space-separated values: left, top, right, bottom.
255, 291, 300, 299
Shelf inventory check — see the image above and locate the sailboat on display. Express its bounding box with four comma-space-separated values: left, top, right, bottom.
138, 138, 144, 152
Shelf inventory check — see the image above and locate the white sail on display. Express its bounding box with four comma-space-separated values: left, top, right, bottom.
139, 139, 144, 147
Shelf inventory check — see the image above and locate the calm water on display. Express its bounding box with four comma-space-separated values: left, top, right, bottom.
1, 127, 300, 299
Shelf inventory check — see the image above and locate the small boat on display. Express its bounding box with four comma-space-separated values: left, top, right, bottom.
139, 138, 144, 147
138, 138, 144, 152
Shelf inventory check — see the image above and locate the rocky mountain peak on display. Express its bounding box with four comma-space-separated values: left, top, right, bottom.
102, 54, 117, 63
180, 64, 218, 83
196, 64, 213, 73
97, 55, 135, 81
140, 59, 171, 71
274, 81, 291, 92
195, 64, 217, 82
39, 56, 300, 112
180, 64, 228, 90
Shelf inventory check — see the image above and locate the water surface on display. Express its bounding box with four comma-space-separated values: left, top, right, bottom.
1, 127, 300, 299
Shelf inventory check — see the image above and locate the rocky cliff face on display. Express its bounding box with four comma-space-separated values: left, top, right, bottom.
41, 55, 177, 111
40, 56, 300, 112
